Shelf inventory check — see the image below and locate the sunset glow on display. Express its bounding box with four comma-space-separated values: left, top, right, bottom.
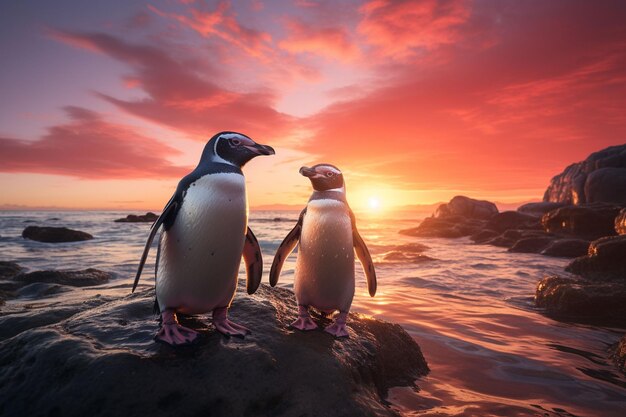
1, 1, 625, 210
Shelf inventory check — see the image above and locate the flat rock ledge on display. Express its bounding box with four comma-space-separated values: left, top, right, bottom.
114, 212, 159, 223
22, 226, 93, 243
0, 283, 428, 417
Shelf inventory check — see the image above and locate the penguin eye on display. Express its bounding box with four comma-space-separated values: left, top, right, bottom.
326, 172, 334, 177
231, 139, 241, 146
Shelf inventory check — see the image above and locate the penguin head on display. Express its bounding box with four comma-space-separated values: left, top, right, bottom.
299, 164, 345, 192
201, 131, 275, 167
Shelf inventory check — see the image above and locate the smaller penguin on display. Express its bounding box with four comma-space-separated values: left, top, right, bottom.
270, 164, 376, 337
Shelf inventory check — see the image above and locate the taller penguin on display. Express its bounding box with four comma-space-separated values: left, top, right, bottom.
133, 132, 274, 346
270, 164, 377, 337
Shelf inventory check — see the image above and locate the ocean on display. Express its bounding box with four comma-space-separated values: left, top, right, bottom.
1, 210, 625, 416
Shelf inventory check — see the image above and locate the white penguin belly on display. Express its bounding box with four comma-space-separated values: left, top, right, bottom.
294, 200, 355, 312
156, 173, 247, 314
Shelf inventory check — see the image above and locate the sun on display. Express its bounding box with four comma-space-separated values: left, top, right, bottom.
368, 197, 381, 211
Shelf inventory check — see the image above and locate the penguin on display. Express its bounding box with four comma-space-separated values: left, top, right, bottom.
132, 131, 274, 346
269, 164, 376, 337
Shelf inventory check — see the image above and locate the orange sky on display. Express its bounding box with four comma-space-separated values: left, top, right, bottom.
1, 0, 625, 212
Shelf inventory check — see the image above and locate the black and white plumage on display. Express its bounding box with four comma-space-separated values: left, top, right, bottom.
270, 164, 376, 337
133, 131, 274, 345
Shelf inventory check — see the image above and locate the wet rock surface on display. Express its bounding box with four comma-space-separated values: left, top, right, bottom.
616, 208, 626, 235
543, 144, 626, 205
540, 239, 590, 258
14, 268, 112, 287
565, 235, 626, 281
517, 202, 566, 216
114, 212, 159, 223
541, 204, 622, 240
434, 195, 498, 220
0, 283, 428, 417
22, 226, 93, 243
535, 276, 626, 326
613, 335, 626, 374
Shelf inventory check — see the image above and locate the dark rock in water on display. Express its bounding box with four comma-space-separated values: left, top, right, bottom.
484, 211, 541, 233
434, 195, 498, 220
381, 251, 437, 264
508, 237, 554, 253
565, 235, 626, 281
0, 284, 428, 417
0, 261, 24, 279
14, 268, 112, 287
517, 201, 567, 216
616, 208, 626, 235
22, 226, 93, 243
400, 217, 468, 238
541, 239, 589, 258
543, 144, 626, 205
114, 212, 159, 223
535, 275, 626, 325
485, 235, 517, 248
541, 204, 622, 240
613, 335, 626, 374
393, 243, 430, 253
470, 229, 500, 243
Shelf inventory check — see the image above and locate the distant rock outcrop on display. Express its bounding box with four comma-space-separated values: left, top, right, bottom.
22, 226, 93, 243
0, 284, 429, 417
543, 144, 626, 205
434, 195, 498, 220
114, 212, 159, 223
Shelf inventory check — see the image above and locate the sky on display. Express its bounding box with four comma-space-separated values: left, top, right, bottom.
1, 0, 625, 212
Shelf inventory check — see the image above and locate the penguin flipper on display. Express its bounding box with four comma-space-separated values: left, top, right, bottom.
350, 210, 377, 297
131, 196, 178, 293
243, 227, 263, 295
270, 208, 306, 286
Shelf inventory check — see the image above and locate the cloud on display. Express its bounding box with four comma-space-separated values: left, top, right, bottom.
0, 107, 189, 179
51, 30, 296, 139
279, 18, 360, 61
357, 0, 472, 59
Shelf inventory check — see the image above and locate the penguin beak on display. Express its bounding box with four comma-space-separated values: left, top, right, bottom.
299, 166, 317, 178
245, 143, 275, 156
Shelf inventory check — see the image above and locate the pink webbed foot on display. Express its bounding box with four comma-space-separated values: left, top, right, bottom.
290, 305, 318, 331
324, 312, 349, 338
213, 307, 251, 338
155, 309, 199, 346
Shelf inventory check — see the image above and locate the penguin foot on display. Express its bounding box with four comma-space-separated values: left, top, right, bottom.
290, 316, 318, 331
324, 322, 349, 338
324, 312, 349, 338
212, 307, 251, 338
155, 310, 199, 346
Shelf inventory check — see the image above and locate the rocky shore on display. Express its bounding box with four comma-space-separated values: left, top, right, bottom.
401, 144, 626, 374
0, 264, 428, 417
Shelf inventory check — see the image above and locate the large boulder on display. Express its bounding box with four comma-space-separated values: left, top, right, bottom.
543, 144, 626, 205
616, 208, 626, 235
565, 235, 626, 281
114, 212, 159, 223
517, 201, 567, 216
0, 284, 428, 417
484, 211, 541, 233
535, 275, 626, 325
541, 204, 622, 240
540, 239, 590, 258
434, 196, 498, 220
22, 226, 93, 243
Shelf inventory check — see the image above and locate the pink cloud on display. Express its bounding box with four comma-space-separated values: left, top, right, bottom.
0, 107, 189, 179
52, 30, 295, 139
279, 18, 360, 61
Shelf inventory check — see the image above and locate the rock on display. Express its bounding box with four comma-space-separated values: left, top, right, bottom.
508, 237, 554, 253
541, 204, 622, 240
399, 217, 468, 238
535, 275, 626, 325
484, 211, 541, 233
434, 195, 498, 220
14, 268, 112, 287
0, 261, 24, 279
616, 208, 626, 235
381, 252, 437, 263
541, 239, 589, 258
565, 235, 626, 281
0, 284, 428, 417
22, 226, 93, 243
543, 144, 626, 205
470, 229, 500, 243
613, 335, 626, 374
517, 201, 566, 216
114, 212, 159, 223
